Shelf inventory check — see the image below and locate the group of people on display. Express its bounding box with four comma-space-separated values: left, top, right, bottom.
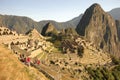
19, 54, 40, 66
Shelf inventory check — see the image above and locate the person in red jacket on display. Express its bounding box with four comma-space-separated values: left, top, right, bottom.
36, 60, 40, 65
26, 57, 31, 66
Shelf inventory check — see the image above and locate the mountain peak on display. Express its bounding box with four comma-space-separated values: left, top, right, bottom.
41, 22, 58, 36
76, 3, 105, 36
43, 22, 55, 30
47, 22, 53, 26
87, 3, 104, 14
91, 3, 101, 8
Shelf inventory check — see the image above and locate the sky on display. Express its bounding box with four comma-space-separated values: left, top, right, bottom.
0, 0, 120, 22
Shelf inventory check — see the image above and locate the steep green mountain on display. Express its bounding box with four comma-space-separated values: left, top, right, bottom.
76, 3, 120, 57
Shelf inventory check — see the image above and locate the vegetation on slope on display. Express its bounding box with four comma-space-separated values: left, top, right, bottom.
47, 27, 79, 50
87, 65, 120, 80
87, 55, 120, 80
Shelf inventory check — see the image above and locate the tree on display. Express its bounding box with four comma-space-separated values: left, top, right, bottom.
9, 31, 13, 35
77, 45, 84, 57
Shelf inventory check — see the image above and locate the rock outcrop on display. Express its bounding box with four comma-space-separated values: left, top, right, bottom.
76, 3, 120, 56
41, 22, 58, 36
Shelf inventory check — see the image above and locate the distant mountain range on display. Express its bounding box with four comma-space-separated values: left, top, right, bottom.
109, 8, 120, 20
0, 15, 39, 34
67, 14, 83, 26
0, 7, 119, 34
0, 15, 75, 34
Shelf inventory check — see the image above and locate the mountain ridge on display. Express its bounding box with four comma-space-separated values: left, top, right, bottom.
0, 6, 119, 34
0, 14, 75, 34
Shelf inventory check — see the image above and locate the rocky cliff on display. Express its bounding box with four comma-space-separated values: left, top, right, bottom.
76, 3, 120, 57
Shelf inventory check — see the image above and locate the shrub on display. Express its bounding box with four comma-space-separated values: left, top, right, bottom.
50, 60, 55, 64
87, 67, 115, 80
111, 55, 120, 65
9, 31, 13, 35
77, 45, 84, 57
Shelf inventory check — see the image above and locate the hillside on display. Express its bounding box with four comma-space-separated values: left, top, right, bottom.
0, 15, 75, 34
0, 44, 48, 80
0, 15, 39, 34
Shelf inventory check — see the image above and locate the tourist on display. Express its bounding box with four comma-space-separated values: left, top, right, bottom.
26, 57, 31, 66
